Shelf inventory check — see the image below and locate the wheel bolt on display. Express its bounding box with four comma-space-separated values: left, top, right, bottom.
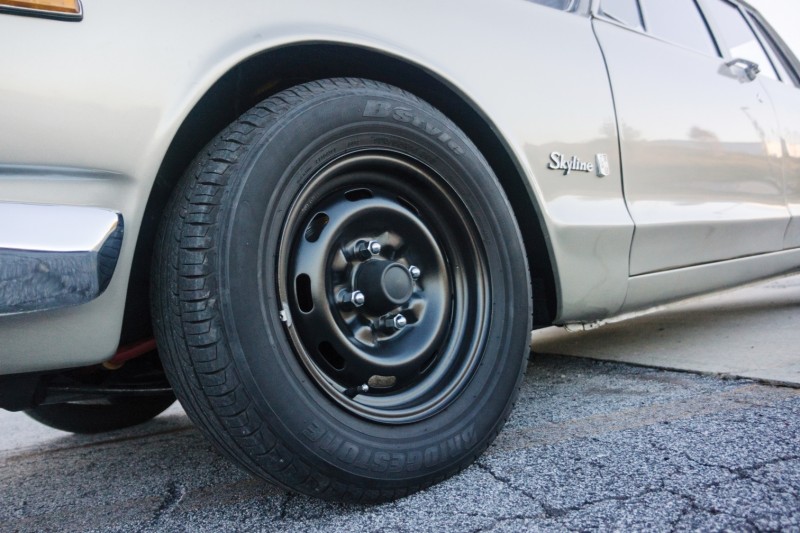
355, 240, 382, 259
340, 290, 365, 308
408, 265, 421, 280
387, 314, 407, 331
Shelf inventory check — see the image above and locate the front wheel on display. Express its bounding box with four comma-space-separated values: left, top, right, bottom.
152, 79, 531, 501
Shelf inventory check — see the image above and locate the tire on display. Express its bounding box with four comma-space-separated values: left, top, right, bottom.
152, 78, 531, 501
26, 396, 175, 434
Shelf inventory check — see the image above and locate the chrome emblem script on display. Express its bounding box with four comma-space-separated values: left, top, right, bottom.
548, 152, 610, 178
548, 152, 594, 175
595, 153, 610, 177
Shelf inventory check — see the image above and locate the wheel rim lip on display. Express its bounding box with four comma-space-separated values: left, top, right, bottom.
277, 150, 489, 424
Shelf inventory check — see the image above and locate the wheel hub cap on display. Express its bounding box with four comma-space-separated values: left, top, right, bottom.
356, 259, 414, 314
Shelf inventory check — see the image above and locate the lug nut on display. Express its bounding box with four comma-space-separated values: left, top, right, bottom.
388, 314, 407, 331
408, 265, 421, 280
355, 240, 382, 259
340, 290, 365, 308
352, 291, 366, 307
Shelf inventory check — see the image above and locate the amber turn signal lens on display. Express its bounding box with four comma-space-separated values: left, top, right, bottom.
0, 0, 80, 14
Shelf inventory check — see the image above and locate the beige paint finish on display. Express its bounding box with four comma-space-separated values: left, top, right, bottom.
765, 78, 800, 248
621, 247, 800, 313
0, 0, 628, 373
1, 0, 799, 374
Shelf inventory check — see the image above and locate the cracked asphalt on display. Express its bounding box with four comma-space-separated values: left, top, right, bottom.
2, 353, 799, 532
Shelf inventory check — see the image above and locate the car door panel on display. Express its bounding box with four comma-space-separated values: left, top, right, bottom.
778, 96, 800, 249
593, 13, 789, 275
700, 0, 800, 250
757, 78, 800, 249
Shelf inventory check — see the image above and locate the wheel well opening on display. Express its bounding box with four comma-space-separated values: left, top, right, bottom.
122, 44, 557, 344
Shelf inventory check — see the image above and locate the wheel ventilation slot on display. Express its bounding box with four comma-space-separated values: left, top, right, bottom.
304, 212, 329, 242
344, 188, 373, 202
396, 196, 420, 216
368, 375, 397, 389
295, 274, 314, 313
318, 341, 346, 371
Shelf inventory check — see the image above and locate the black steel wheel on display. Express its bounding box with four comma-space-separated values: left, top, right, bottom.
153, 78, 531, 501
281, 152, 487, 423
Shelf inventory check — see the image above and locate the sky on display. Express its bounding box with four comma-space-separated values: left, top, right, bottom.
747, 0, 800, 58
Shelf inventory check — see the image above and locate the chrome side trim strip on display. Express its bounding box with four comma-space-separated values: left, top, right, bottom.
0, 203, 123, 314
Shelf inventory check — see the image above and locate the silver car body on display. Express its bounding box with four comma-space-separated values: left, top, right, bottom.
1, 0, 798, 374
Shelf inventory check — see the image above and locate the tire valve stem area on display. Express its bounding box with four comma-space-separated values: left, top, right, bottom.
344, 383, 369, 398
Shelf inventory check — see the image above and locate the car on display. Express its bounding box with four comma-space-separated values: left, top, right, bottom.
1, 0, 798, 501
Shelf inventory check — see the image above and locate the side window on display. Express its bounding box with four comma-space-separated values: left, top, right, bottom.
599, 0, 643, 30
639, 0, 718, 56
748, 14, 799, 86
703, 0, 778, 80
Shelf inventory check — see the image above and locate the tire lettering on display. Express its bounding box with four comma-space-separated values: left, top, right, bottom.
389, 453, 404, 473
405, 451, 422, 472
363, 100, 393, 118
372, 451, 390, 473
462, 424, 477, 447
422, 121, 443, 138
302, 421, 326, 442
319, 432, 343, 455
364, 101, 465, 156
424, 446, 439, 467
353, 447, 372, 470
313, 147, 337, 166
447, 434, 462, 456
302, 422, 476, 472
337, 442, 359, 464
392, 108, 415, 123
448, 141, 466, 155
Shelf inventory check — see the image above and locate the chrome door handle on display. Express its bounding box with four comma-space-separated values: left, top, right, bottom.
726, 58, 760, 81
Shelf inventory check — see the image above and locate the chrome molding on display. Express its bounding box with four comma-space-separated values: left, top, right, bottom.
0, 203, 123, 314
0, 0, 83, 22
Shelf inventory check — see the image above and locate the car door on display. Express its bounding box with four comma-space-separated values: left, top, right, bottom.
721, 3, 800, 250
592, 0, 789, 275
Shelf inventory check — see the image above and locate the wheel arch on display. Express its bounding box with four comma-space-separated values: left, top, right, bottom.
123, 43, 558, 344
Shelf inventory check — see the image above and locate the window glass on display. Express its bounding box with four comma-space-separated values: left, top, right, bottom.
600, 0, 643, 30
640, 0, 717, 56
703, 0, 778, 79
749, 15, 796, 85
527, 0, 576, 11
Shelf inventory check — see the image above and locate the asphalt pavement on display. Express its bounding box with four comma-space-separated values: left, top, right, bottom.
2, 278, 799, 532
